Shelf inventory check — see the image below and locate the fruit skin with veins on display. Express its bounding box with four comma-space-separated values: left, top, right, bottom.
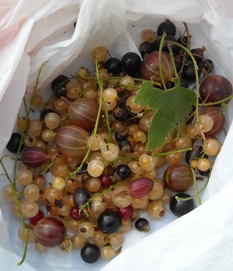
55, 125, 88, 159
68, 98, 99, 131
21, 146, 47, 168
199, 75, 233, 103
140, 51, 174, 83
199, 106, 225, 137
34, 217, 66, 247
128, 177, 154, 198
163, 163, 193, 192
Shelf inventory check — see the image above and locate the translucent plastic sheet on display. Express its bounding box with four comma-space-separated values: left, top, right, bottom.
1, 0, 233, 270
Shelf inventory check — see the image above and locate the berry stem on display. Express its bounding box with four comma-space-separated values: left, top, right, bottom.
158, 33, 167, 90
176, 23, 191, 77
0, 155, 29, 265
68, 60, 108, 177
200, 94, 233, 106
183, 22, 191, 49
79, 183, 120, 214
17, 231, 29, 266
153, 147, 192, 157
0, 62, 49, 265
168, 40, 200, 125
192, 167, 202, 205
175, 174, 209, 202
27, 61, 48, 116
167, 43, 178, 78
0, 156, 13, 185
100, 95, 113, 143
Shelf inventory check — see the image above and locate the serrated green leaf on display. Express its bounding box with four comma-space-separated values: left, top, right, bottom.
134, 81, 163, 109
135, 80, 197, 150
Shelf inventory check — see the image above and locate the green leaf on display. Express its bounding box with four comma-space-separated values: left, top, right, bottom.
134, 79, 197, 150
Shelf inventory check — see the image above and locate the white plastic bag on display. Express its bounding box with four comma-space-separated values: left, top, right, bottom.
1, 0, 233, 270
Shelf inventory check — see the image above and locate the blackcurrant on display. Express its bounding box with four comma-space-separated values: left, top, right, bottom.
190, 47, 205, 63
115, 129, 128, 142
182, 61, 201, 81
157, 19, 176, 36
152, 35, 179, 54
198, 59, 214, 73
176, 47, 186, 56
175, 61, 182, 74
79, 163, 88, 171
6, 133, 24, 153
180, 77, 189, 88
170, 193, 195, 217
98, 210, 122, 234
115, 164, 132, 180
165, 77, 188, 90
54, 86, 67, 98
118, 138, 132, 152
40, 109, 55, 121
113, 105, 130, 121
178, 35, 188, 47
51, 75, 69, 91
135, 217, 150, 232
198, 168, 211, 177
121, 52, 141, 74
139, 41, 153, 58
73, 187, 91, 208
104, 57, 122, 75
185, 146, 208, 166
80, 243, 101, 263
165, 81, 174, 89
116, 90, 131, 106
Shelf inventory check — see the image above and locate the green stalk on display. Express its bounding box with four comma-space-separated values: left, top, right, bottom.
200, 94, 233, 106
79, 183, 118, 214
192, 168, 202, 205
17, 233, 29, 266
27, 61, 47, 115
152, 147, 192, 157
176, 23, 191, 77
175, 174, 209, 203
0, 62, 48, 265
158, 33, 167, 90
101, 98, 113, 142
68, 60, 105, 177
167, 44, 178, 79
183, 22, 191, 49
0, 157, 29, 265
167, 40, 200, 120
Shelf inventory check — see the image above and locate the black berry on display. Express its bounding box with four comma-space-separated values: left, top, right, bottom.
6, 133, 24, 153
170, 193, 195, 217
81, 243, 101, 263
98, 210, 122, 234
115, 164, 132, 180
